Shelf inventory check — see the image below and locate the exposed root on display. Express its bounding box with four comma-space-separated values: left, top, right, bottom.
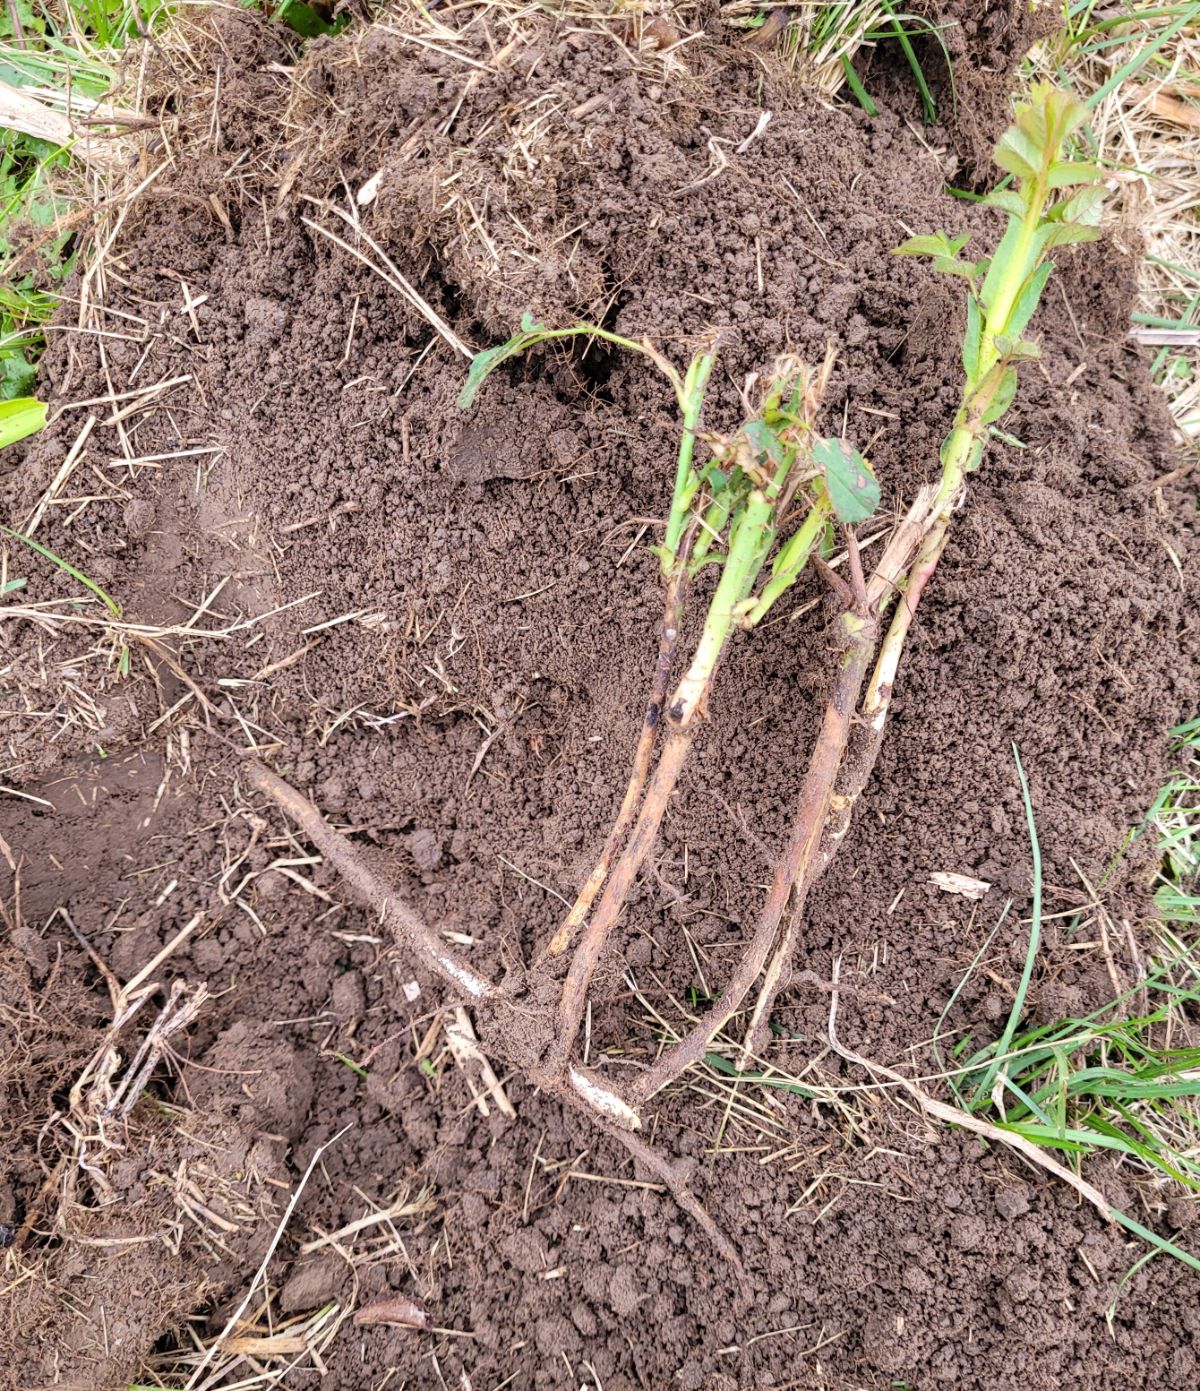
243, 760, 493, 1001
547, 722, 698, 1079
603, 1120, 745, 1279
629, 604, 877, 1104
242, 759, 641, 1130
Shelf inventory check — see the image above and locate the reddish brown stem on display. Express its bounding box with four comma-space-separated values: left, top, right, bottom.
542, 570, 683, 962
736, 511, 954, 1059
546, 724, 696, 1079
629, 608, 876, 1104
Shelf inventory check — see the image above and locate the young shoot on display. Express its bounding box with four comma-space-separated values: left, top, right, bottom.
460, 322, 880, 1074
861, 84, 1108, 738
896, 81, 1105, 503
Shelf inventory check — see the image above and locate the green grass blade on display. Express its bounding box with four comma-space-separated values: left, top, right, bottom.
0, 524, 120, 615
1112, 1209, 1200, 1274
972, 745, 1042, 1107
1084, 8, 1195, 110
703, 1052, 818, 1098
839, 54, 878, 116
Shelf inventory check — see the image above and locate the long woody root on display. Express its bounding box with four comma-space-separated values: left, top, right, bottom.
241, 759, 741, 1264
541, 570, 684, 963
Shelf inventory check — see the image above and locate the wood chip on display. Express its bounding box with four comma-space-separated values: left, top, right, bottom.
929, 871, 991, 901
1130, 84, 1200, 129
353, 1295, 427, 1330
357, 170, 383, 205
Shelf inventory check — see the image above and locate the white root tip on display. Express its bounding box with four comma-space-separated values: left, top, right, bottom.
568, 1066, 642, 1130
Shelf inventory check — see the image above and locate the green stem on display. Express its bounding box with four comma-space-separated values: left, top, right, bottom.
743, 506, 826, 625
977, 209, 1040, 379
672, 490, 773, 715
662, 350, 717, 572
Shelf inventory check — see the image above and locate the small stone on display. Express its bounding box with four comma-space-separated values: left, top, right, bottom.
996, 1184, 1032, 1220
279, 1253, 345, 1313
191, 938, 224, 974
406, 828, 444, 872
571, 1302, 597, 1337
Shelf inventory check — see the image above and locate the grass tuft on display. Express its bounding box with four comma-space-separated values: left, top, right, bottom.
935, 736, 1200, 1268
1029, 4, 1200, 446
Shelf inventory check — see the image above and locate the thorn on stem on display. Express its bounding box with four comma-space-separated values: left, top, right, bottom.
812, 554, 854, 609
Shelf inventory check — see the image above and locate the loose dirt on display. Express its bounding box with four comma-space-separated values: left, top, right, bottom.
2, 5, 1198, 1389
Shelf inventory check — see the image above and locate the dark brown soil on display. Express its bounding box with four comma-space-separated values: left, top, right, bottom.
2, 5, 1198, 1389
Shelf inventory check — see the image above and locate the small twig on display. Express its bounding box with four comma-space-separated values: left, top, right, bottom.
631, 607, 876, 1102
301, 205, 471, 360
445, 1006, 515, 1119
603, 1121, 744, 1277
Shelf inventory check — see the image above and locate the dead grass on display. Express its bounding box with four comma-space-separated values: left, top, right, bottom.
1030, 8, 1200, 448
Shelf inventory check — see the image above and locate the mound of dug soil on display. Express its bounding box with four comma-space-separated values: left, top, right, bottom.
2, 5, 1198, 1389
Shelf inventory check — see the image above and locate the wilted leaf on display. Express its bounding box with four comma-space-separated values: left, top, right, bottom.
457, 319, 549, 409
742, 418, 787, 473
980, 365, 1018, 426
811, 436, 879, 524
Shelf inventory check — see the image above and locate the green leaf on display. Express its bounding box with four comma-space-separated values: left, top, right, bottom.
704, 466, 729, 494
1059, 184, 1106, 226
0, 352, 38, 401
0, 395, 46, 448
1036, 223, 1102, 253
992, 336, 1041, 362
963, 294, 982, 382
273, 0, 348, 38
934, 255, 987, 285
981, 366, 1018, 426
993, 126, 1039, 182
979, 215, 1026, 315
1047, 159, 1104, 189
982, 187, 1026, 218
457, 319, 549, 409
811, 436, 879, 524
894, 231, 970, 260
1004, 261, 1054, 341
